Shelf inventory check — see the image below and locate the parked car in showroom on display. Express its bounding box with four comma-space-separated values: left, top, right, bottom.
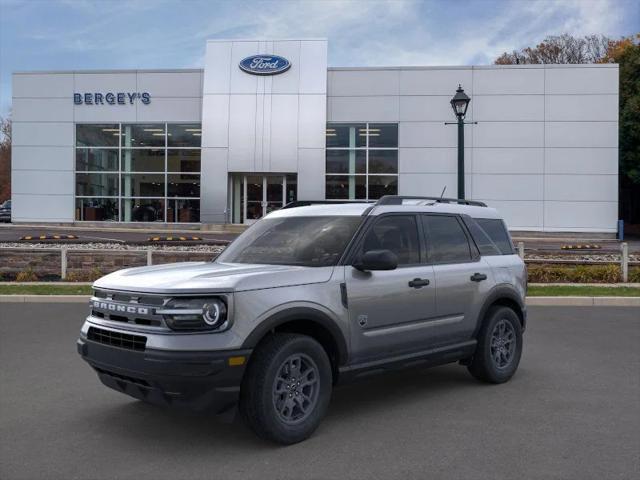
77, 195, 526, 444
0, 200, 11, 222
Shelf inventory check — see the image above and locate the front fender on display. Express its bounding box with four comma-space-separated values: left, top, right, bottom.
241, 304, 349, 365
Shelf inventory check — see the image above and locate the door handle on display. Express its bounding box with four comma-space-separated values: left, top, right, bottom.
470, 272, 487, 282
408, 278, 430, 288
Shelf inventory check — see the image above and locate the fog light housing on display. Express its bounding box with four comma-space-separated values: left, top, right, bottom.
159, 297, 229, 332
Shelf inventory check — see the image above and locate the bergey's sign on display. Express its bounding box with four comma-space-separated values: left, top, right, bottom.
239, 55, 291, 75
74, 92, 151, 105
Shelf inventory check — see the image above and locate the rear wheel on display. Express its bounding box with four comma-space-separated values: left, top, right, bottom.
239, 333, 332, 444
468, 306, 522, 383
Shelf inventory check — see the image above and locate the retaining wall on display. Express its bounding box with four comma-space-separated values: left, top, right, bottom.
0, 248, 217, 281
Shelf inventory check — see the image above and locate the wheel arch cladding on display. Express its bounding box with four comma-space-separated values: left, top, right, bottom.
242, 307, 348, 380
475, 286, 526, 336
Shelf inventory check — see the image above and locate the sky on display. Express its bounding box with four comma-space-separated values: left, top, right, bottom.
0, 0, 638, 116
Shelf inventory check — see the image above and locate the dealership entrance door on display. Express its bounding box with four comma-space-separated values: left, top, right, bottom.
230, 174, 297, 224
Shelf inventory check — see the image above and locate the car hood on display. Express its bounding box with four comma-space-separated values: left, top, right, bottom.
93, 261, 334, 294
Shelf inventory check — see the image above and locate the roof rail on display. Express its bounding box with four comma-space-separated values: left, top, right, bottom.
281, 200, 375, 209
375, 195, 487, 207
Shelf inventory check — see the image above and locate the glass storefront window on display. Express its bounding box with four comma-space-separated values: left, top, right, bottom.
75, 198, 119, 221
326, 175, 366, 200
368, 176, 398, 199
121, 124, 165, 148
168, 124, 202, 147
368, 150, 398, 173
368, 123, 398, 148
167, 174, 200, 197
75, 148, 118, 171
326, 123, 399, 200
121, 149, 165, 172
167, 199, 200, 223
75, 123, 201, 223
76, 173, 119, 197
167, 150, 200, 172
121, 174, 165, 197
76, 124, 120, 147
325, 123, 366, 148
121, 199, 165, 222
326, 150, 366, 174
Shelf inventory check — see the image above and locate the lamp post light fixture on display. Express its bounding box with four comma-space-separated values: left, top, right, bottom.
446, 84, 475, 200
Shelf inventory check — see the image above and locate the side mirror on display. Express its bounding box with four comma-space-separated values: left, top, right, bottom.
353, 249, 398, 272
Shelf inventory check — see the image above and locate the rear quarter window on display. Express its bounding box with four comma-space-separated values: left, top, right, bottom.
475, 218, 514, 255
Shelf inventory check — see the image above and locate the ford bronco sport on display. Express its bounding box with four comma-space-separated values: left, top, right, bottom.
77, 195, 527, 444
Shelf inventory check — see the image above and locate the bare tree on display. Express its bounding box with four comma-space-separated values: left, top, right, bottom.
495, 34, 611, 64
0, 116, 11, 202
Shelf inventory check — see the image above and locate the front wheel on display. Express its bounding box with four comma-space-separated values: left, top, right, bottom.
239, 333, 332, 444
468, 306, 523, 384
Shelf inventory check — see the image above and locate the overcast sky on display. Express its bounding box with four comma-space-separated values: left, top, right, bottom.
1, 0, 638, 116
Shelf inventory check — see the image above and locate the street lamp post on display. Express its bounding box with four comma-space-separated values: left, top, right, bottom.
446, 85, 473, 200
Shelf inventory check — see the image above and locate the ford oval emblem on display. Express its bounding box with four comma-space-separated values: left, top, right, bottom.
239, 55, 291, 75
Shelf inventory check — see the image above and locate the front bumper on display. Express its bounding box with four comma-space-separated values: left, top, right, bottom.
77, 336, 251, 413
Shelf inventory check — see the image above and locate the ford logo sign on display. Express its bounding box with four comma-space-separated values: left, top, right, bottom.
239, 55, 291, 75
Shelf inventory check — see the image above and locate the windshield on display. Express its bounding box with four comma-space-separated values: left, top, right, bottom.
217, 216, 362, 267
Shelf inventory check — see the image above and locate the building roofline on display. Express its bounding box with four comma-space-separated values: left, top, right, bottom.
13, 68, 204, 75
328, 63, 618, 71
206, 38, 327, 42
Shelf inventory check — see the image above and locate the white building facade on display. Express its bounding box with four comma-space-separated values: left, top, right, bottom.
11, 39, 619, 232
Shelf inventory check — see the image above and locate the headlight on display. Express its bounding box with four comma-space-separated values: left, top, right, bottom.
158, 297, 229, 332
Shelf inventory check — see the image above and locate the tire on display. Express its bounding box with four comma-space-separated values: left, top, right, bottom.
239, 333, 332, 444
468, 306, 523, 384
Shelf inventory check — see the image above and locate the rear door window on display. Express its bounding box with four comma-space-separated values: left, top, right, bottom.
422, 215, 473, 264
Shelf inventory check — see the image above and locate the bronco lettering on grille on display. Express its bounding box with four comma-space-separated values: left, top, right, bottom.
91, 300, 149, 315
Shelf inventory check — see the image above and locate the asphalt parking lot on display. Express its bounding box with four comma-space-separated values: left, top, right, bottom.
1, 304, 638, 480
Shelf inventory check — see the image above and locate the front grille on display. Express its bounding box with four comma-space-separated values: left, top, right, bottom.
94, 289, 165, 306
90, 289, 167, 329
87, 326, 147, 351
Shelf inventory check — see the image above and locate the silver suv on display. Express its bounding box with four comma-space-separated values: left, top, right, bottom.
77, 195, 527, 444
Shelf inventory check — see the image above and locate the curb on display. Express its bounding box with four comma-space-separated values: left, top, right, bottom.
0, 223, 247, 235
529, 283, 640, 288
1, 295, 639, 306
0, 295, 89, 303
525, 296, 640, 306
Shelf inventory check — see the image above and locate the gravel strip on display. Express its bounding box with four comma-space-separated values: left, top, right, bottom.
525, 253, 640, 262
0, 242, 226, 253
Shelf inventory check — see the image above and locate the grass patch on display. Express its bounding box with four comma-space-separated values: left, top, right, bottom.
528, 285, 640, 297
0, 284, 92, 295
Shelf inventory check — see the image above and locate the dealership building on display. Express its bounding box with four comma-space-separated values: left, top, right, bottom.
11, 39, 619, 232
